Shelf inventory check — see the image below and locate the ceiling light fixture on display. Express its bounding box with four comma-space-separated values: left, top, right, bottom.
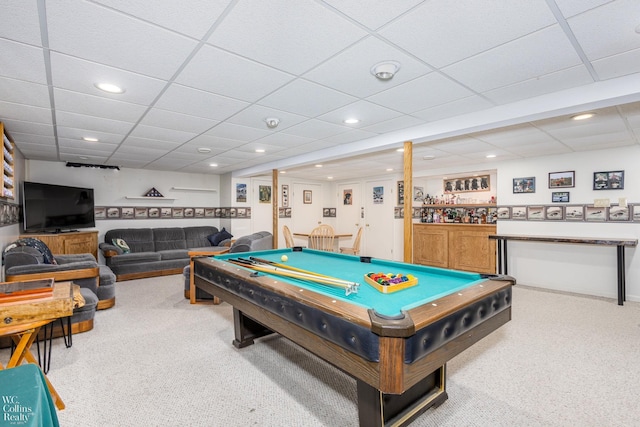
343, 118, 359, 124
94, 82, 125, 94
197, 147, 211, 153
327, 176, 333, 180
82, 137, 99, 142
315, 164, 323, 168
371, 61, 400, 80
264, 117, 280, 129
423, 155, 435, 160
209, 163, 218, 167
386, 168, 393, 172
255, 149, 265, 153
397, 148, 404, 152
571, 113, 595, 121
486, 154, 496, 158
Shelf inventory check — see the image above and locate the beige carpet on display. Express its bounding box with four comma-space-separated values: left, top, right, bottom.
2, 275, 639, 426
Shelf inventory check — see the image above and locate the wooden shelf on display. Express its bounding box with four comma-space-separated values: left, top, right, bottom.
1, 122, 15, 200
171, 187, 216, 192
125, 196, 176, 200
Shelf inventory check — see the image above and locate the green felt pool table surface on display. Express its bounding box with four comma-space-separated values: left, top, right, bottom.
213, 248, 485, 317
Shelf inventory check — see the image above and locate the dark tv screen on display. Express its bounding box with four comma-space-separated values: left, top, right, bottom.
22, 182, 95, 233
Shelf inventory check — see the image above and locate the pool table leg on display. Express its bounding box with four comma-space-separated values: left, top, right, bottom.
356, 365, 447, 427
232, 308, 275, 349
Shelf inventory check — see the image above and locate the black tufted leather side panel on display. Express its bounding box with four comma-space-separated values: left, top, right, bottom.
195, 262, 381, 362
405, 287, 512, 363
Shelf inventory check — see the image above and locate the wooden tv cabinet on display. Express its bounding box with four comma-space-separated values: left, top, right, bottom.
20, 230, 99, 260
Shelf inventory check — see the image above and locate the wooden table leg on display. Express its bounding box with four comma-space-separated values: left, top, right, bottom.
8, 327, 66, 410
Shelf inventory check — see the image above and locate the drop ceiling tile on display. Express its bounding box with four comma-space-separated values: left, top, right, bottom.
50, 53, 167, 105
510, 141, 573, 157
93, 0, 231, 39
176, 44, 295, 102
258, 79, 357, 117
139, 108, 219, 134
54, 88, 148, 123
561, 130, 635, 149
56, 126, 124, 145
47, 0, 198, 79
303, 36, 433, 99
323, 0, 424, 30
482, 66, 594, 105
226, 105, 308, 131
55, 111, 135, 135
204, 122, 271, 142
128, 124, 197, 144
252, 133, 315, 148
592, 47, 640, 80
317, 100, 403, 128
567, 0, 640, 61
554, 0, 612, 18
8, 132, 55, 146
207, 0, 367, 74
111, 145, 165, 158
473, 124, 559, 147
280, 119, 351, 140
442, 26, 583, 93
0, 101, 52, 124
0, 39, 47, 84
58, 138, 117, 153
182, 134, 246, 151
0, 120, 54, 137
380, 0, 556, 68
362, 115, 425, 134
412, 95, 494, 123
154, 84, 249, 121
321, 129, 379, 145
0, 78, 50, 108
121, 136, 182, 151
0, 1, 42, 44
367, 73, 474, 114
429, 137, 496, 155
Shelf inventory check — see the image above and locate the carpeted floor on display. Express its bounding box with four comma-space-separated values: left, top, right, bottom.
2, 275, 639, 426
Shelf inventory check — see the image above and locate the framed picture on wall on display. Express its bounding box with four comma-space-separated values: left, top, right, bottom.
548, 171, 575, 188
259, 185, 271, 203
94, 207, 106, 220
526, 205, 545, 220
443, 174, 490, 193
121, 207, 134, 219
552, 191, 570, 203
545, 206, 564, 220
511, 206, 527, 220
497, 206, 511, 219
593, 171, 624, 190
107, 207, 120, 219
134, 207, 148, 218
608, 205, 630, 221
513, 177, 535, 193
303, 190, 312, 204
565, 205, 585, 221
397, 181, 404, 205
373, 186, 384, 204
282, 185, 289, 207
632, 205, 640, 222
585, 205, 606, 221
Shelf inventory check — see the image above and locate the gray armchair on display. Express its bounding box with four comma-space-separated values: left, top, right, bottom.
3, 243, 104, 337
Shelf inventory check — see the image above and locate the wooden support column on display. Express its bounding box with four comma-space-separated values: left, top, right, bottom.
272, 169, 279, 248
403, 141, 413, 263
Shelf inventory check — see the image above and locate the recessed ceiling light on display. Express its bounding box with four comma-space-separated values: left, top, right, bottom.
280, 170, 286, 174
82, 137, 99, 142
571, 113, 595, 120
397, 148, 404, 152
209, 163, 218, 167
486, 154, 496, 158
197, 147, 211, 153
94, 82, 125, 94
327, 176, 333, 180
423, 155, 435, 160
343, 118, 359, 124
370, 61, 400, 80
315, 164, 323, 168
79, 156, 89, 160
255, 149, 265, 153
386, 168, 393, 172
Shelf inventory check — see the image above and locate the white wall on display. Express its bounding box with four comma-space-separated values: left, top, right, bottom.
496, 145, 640, 302
25, 160, 221, 263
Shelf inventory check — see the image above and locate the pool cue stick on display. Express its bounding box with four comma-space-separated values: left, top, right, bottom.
249, 256, 334, 279
230, 258, 359, 294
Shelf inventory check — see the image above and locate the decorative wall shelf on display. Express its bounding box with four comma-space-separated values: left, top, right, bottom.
171, 187, 217, 192
125, 196, 176, 200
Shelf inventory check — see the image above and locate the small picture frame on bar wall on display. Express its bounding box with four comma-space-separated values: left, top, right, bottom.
593, 170, 624, 190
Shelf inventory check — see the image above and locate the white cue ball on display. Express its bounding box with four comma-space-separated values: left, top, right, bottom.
281, 255, 288, 262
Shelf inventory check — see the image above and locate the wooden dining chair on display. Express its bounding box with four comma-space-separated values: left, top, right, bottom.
308, 224, 335, 251
283, 225, 295, 248
340, 227, 363, 255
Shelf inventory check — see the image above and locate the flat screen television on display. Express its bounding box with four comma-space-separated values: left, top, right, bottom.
22, 181, 95, 233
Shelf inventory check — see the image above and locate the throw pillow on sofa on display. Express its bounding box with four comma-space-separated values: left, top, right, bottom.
112, 238, 130, 253
208, 228, 233, 246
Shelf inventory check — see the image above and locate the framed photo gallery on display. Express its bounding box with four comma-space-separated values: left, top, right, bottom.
95, 206, 251, 220
497, 204, 639, 222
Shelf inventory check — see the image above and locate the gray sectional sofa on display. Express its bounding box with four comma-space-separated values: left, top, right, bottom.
99, 226, 226, 281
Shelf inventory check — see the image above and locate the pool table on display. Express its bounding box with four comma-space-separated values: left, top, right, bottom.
193, 247, 514, 427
